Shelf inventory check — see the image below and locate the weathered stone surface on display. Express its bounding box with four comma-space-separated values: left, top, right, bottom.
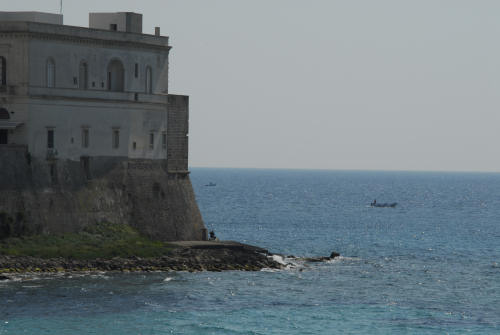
0, 148, 205, 241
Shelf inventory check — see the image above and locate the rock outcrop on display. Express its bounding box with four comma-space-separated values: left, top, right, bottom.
0, 242, 282, 273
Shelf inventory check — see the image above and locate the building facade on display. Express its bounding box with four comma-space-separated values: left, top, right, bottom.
0, 11, 187, 171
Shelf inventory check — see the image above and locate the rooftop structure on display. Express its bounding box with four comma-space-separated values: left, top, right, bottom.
0, 11, 63, 25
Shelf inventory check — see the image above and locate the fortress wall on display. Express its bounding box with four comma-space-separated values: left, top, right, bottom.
167, 95, 189, 173
0, 153, 205, 241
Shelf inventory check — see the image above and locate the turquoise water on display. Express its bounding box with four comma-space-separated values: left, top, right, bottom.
1, 169, 500, 334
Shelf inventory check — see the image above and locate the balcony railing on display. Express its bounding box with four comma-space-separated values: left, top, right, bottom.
46, 148, 58, 160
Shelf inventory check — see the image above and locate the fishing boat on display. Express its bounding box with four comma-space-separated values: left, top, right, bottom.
370, 200, 397, 208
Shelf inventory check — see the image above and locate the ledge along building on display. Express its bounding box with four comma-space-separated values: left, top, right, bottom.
0, 11, 206, 241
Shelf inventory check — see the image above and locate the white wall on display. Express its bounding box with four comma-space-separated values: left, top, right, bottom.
28, 39, 168, 94
0, 34, 29, 90
1, 19, 172, 161
26, 98, 167, 161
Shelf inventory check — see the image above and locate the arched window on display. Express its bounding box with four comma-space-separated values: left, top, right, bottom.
107, 59, 124, 92
0, 56, 6, 86
46, 58, 55, 88
145, 66, 152, 94
79, 61, 88, 89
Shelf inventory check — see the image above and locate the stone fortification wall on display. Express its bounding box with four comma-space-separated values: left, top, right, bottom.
0, 146, 205, 241
167, 95, 189, 173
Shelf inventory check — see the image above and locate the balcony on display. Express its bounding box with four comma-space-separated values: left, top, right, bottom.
46, 148, 58, 160
28, 86, 168, 104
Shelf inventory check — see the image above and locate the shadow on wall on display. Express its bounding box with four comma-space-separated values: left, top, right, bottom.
0, 154, 205, 241
0, 211, 38, 239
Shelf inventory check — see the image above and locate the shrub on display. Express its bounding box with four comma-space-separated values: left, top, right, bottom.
0, 222, 174, 259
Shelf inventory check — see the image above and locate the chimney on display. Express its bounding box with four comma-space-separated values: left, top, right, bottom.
155, 27, 161, 36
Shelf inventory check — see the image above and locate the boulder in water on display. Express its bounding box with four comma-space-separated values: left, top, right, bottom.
330, 251, 340, 259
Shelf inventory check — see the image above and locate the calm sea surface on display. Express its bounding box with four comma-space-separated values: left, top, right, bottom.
1, 168, 500, 334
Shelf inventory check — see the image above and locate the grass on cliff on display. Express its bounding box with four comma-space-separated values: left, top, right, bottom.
0, 222, 175, 259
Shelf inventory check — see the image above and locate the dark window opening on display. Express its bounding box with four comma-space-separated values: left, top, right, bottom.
135, 63, 139, 78
79, 62, 88, 89
49, 163, 58, 184
0, 56, 6, 86
162, 132, 167, 150
82, 128, 89, 148
112, 129, 120, 149
149, 133, 154, 150
0, 129, 7, 144
81, 156, 91, 180
145, 66, 152, 94
110, 24, 117, 31
133, 142, 137, 150
0, 108, 9, 119
25, 151, 31, 166
47, 129, 54, 149
107, 59, 125, 92
46, 59, 55, 88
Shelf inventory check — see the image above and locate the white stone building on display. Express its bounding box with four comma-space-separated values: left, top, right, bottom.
0, 12, 203, 241
0, 11, 187, 170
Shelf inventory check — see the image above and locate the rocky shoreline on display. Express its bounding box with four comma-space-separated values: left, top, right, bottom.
0, 241, 282, 274
0, 241, 340, 277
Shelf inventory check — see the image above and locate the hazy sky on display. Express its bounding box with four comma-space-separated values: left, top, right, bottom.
3, 1, 500, 172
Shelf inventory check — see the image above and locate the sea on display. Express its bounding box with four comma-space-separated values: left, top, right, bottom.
1, 168, 500, 334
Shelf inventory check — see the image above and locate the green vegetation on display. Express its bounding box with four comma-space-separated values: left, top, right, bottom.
0, 222, 175, 259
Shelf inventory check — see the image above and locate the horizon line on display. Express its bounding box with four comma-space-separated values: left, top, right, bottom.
188, 166, 500, 175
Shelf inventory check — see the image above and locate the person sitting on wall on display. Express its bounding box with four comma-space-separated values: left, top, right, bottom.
209, 231, 217, 241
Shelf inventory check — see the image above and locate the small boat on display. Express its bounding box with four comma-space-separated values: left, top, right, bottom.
205, 182, 216, 187
370, 201, 397, 208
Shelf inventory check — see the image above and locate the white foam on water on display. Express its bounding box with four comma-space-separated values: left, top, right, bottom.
144, 301, 162, 308
1, 274, 36, 282
163, 277, 173, 282
264, 254, 363, 272
326, 256, 361, 264
265, 255, 305, 272
90, 273, 110, 280
270, 254, 288, 265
